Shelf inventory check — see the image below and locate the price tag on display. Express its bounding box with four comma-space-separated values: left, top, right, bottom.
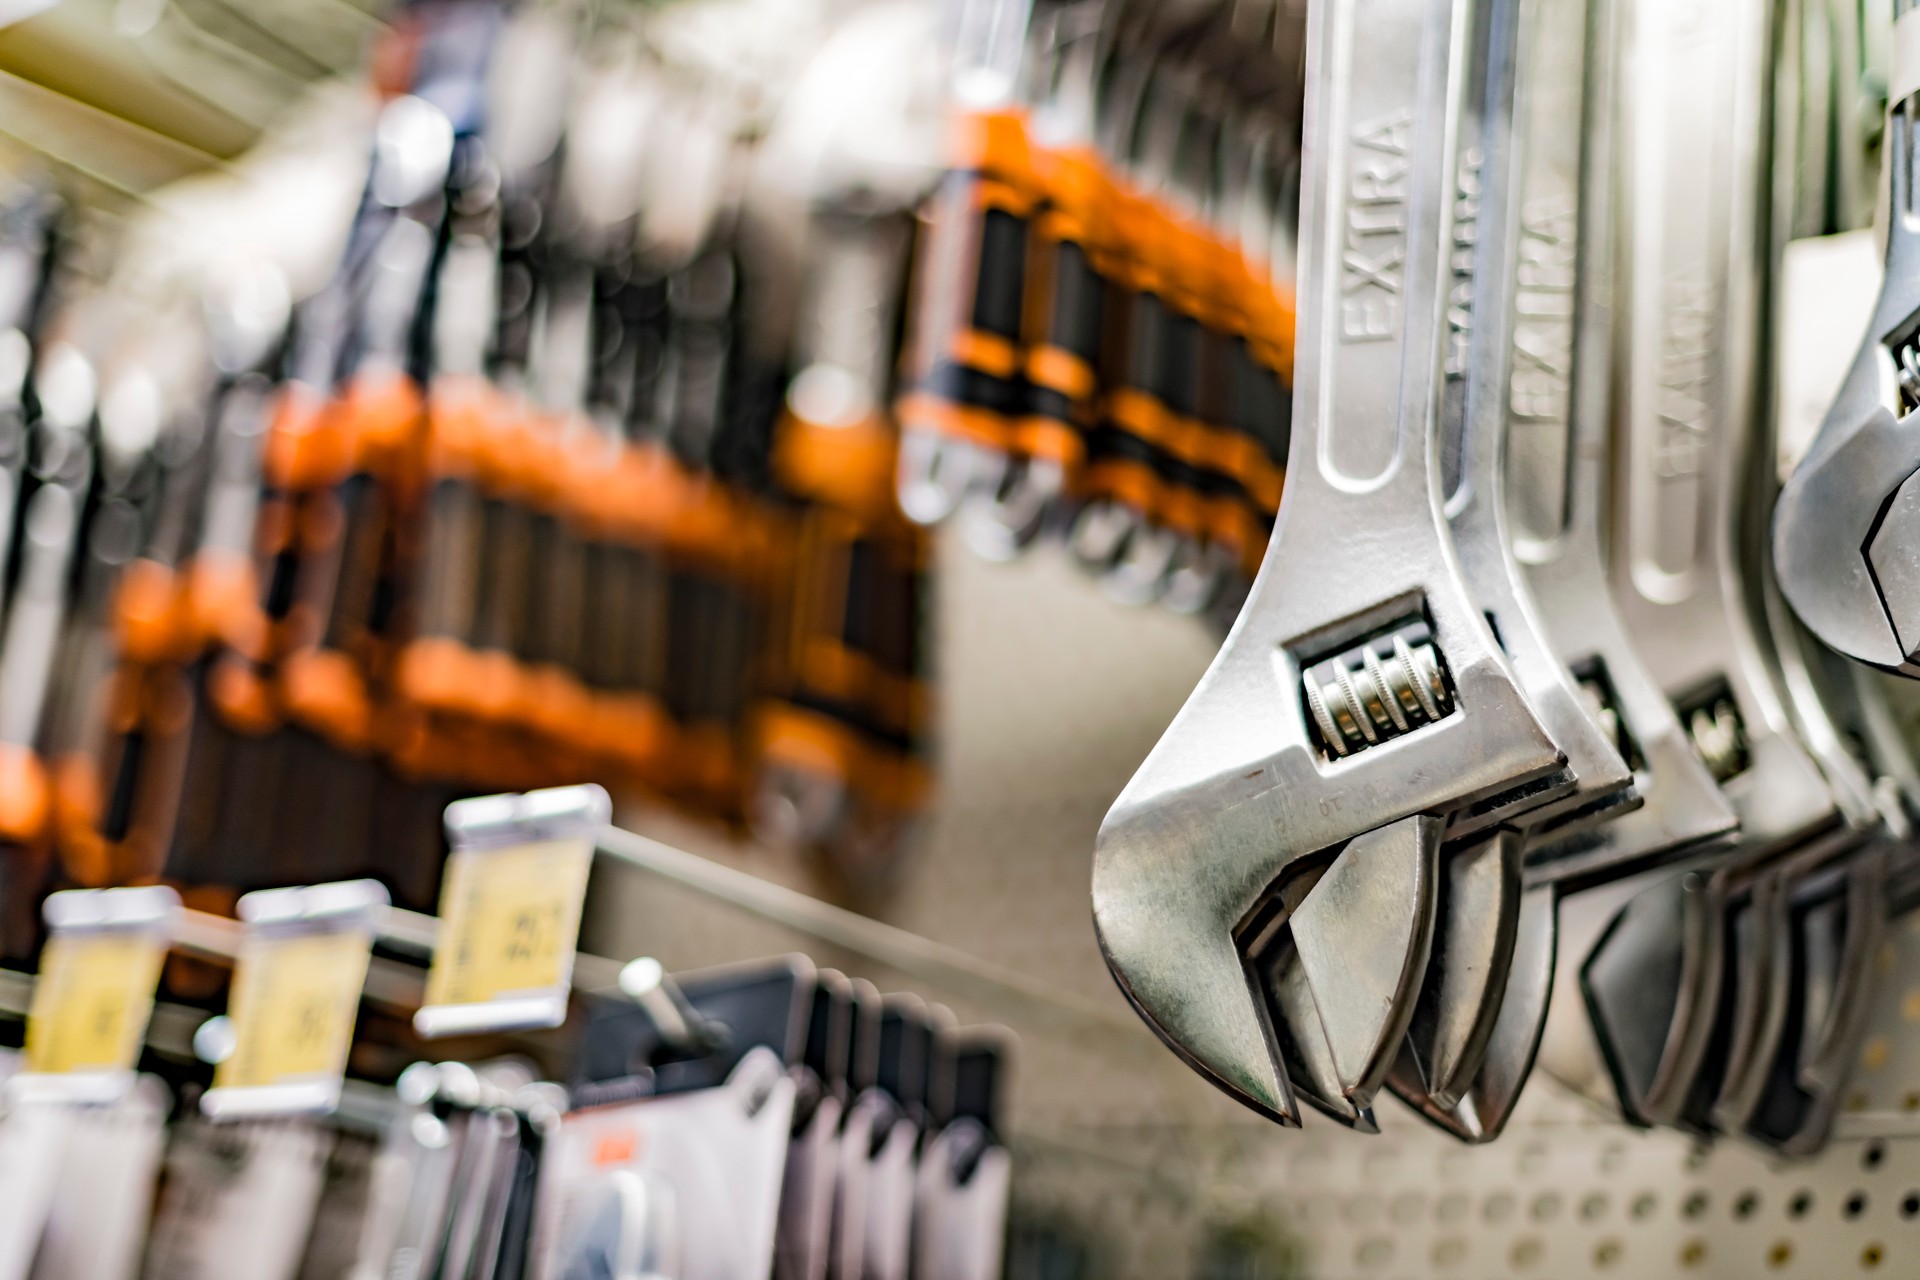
201, 880, 386, 1119
415, 784, 608, 1038
14, 886, 178, 1103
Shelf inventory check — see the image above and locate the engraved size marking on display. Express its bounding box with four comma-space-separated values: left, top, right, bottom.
1444, 148, 1484, 378
1655, 272, 1715, 478
1509, 198, 1578, 424
1341, 112, 1413, 342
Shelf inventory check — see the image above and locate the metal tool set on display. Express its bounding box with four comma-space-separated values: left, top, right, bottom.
1067, 0, 1920, 1158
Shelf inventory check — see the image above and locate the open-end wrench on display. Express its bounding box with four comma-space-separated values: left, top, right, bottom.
1094, 0, 1569, 1127
1774, 3, 1920, 676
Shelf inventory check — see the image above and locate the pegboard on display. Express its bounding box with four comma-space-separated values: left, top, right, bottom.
583, 525, 1920, 1278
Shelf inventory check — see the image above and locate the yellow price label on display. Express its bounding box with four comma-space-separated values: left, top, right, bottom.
214, 928, 371, 1095
423, 837, 593, 1017
23, 930, 166, 1077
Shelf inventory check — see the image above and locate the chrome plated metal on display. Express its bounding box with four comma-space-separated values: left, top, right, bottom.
1093, 0, 1567, 1127
1775, 7, 1920, 675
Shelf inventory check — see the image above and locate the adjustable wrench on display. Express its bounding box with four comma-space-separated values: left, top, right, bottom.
1407, 0, 1742, 1143
1094, 0, 1567, 1126
1376, 0, 1610, 1130
1579, 0, 1878, 1132
1774, 3, 1920, 675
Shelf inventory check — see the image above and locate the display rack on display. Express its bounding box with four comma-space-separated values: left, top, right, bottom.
572, 527, 1920, 1278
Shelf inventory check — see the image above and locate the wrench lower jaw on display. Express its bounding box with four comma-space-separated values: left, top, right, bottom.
1391, 883, 1558, 1144
1744, 857, 1891, 1156
1580, 872, 1705, 1127
1388, 1046, 1488, 1142
1289, 815, 1444, 1108
1702, 885, 1784, 1136
1773, 398, 1917, 674
1406, 831, 1523, 1110
1259, 943, 1376, 1132
1095, 810, 1444, 1127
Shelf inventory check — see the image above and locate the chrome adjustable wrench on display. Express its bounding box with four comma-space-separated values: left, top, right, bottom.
1094, 0, 1567, 1127
1395, 0, 1743, 1143
1576, 0, 1867, 1132
1774, 2, 1920, 676
1387, 0, 1633, 1130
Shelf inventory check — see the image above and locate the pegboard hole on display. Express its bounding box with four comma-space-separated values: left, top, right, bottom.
1484, 1192, 1515, 1223
1768, 1241, 1794, 1269
1682, 1190, 1710, 1220
1847, 1191, 1869, 1220
1435, 1193, 1469, 1224
1864, 1141, 1887, 1171
1789, 1190, 1814, 1219
1531, 1192, 1561, 1222
1593, 1239, 1622, 1270
1430, 1237, 1466, 1269
1734, 1190, 1760, 1220
1680, 1239, 1707, 1268
1863, 1243, 1886, 1271
1630, 1192, 1659, 1220
1905, 1090, 1920, 1113
1901, 1192, 1919, 1219
1510, 1237, 1543, 1270
1580, 1192, 1610, 1222
1355, 1236, 1392, 1269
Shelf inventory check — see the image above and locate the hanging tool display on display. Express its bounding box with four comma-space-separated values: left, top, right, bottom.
895, 0, 1302, 622
15, 0, 1920, 1211
1089, 0, 1920, 1160
0, 869, 1014, 1280
0, 0, 951, 924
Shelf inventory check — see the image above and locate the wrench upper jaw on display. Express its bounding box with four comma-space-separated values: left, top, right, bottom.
1775, 329, 1920, 674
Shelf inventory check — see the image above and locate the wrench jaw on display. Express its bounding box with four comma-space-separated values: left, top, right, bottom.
1391, 880, 1556, 1143
1403, 830, 1523, 1110
1092, 564, 1565, 1125
1743, 849, 1892, 1156
1091, 767, 1446, 1125
1578, 871, 1705, 1127
1775, 101, 1920, 676
1701, 874, 1786, 1135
